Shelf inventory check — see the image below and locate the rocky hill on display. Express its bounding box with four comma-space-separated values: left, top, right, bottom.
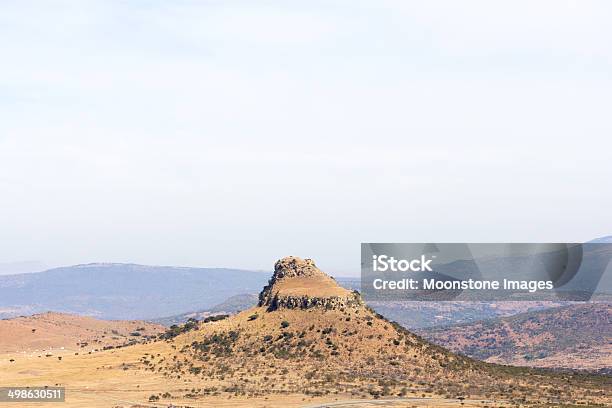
258, 256, 362, 310
1, 257, 610, 407
419, 303, 612, 373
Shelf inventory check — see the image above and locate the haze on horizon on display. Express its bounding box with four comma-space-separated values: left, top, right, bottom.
1, 1, 611, 276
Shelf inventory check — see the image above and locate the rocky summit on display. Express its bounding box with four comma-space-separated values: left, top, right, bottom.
258, 256, 362, 311
269, 256, 324, 280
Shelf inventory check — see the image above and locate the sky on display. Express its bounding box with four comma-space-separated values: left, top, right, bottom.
0, 1, 611, 276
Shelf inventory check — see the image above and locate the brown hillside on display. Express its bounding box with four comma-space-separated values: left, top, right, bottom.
1, 257, 610, 407
0, 312, 164, 353
419, 303, 612, 372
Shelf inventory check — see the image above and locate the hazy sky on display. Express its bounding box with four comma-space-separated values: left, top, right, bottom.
1, 1, 611, 276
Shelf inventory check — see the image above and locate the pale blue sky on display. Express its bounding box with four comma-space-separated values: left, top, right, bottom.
1, 1, 611, 275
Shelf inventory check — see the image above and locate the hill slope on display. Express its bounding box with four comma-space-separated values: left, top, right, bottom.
0, 312, 164, 354
1, 257, 609, 407
0, 263, 269, 320
419, 303, 612, 373
152, 293, 259, 326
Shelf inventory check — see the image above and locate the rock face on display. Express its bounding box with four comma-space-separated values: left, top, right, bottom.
258, 256, 362, 311
262, 293, 363, 311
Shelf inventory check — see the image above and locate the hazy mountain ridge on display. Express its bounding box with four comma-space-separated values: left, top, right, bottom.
0, 263, 269, 320
1, 252, 609, 332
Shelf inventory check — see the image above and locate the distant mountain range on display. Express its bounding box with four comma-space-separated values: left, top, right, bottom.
0, 261, 46, 275
418, 303, 611, 373
0, 263, 269, 320
589, 236, 612, 243
0, 262, 587, 329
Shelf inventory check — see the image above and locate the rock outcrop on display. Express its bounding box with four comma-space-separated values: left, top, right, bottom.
258, 256, 362, 311
268, 257, 322, 280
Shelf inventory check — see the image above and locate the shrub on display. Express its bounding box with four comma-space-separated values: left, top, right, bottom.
202, 314, 229, 323
192, 331, 240, 357
160, 317, 207, 340
281, 321, 290, 328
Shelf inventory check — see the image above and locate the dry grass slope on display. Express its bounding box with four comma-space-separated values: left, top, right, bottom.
0, 312, 164, 353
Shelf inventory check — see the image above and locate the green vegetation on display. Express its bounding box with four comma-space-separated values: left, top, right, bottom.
192, 331, 240, 357
160, 315, 229, 340
202, 314, 229, 323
